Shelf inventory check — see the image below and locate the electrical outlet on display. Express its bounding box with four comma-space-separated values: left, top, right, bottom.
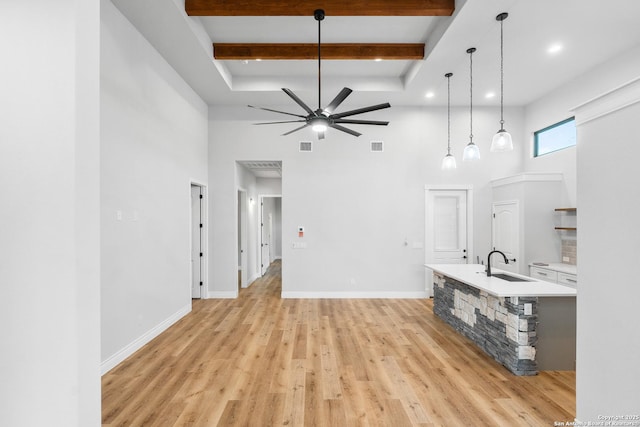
524, 303, 532, 316
563, 256, 570, 263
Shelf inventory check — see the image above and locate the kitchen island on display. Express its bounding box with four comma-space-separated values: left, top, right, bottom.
425, 264, 576, 375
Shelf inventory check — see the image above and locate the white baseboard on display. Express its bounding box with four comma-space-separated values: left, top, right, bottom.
281, 291, 429, 299
207, 290, 238, 299
101, 303, 191, 375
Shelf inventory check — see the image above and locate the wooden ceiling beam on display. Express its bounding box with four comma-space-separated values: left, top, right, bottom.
214, 43, 424, 60
186, 0, 454, 16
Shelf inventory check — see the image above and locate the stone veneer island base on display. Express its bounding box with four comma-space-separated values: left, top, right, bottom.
429, 267, 576, 376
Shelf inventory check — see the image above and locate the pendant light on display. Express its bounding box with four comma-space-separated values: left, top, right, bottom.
490, 12, 513, 152
463, 47, 480, 161
441, 73, 457, 170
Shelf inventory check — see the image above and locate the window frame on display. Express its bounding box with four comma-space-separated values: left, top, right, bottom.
533, 116, 576, 157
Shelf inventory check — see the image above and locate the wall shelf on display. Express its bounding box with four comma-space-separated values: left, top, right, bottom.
555, 208, 577, 231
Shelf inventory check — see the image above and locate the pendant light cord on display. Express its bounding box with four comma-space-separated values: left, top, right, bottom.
469, 49, 474, 142
447, 73, 452, 155
499, 17, 504, 127
317, 12, 322, 111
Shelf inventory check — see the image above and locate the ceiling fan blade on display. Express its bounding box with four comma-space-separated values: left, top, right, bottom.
323, 87, 353, 114
333, 119, 389, 126
282, 124, 309, 136
331, 102, 391, 119
282, 88, 315, 116
253, 120, 307, 125
330, 124, 362, 137
248, 105, 307, 118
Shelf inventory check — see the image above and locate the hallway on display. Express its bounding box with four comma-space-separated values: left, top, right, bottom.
102, 260, 575, 425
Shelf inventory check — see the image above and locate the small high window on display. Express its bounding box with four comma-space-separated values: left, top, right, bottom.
534, 117, 576, 157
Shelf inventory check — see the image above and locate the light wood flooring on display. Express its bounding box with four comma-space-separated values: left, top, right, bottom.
102, 260, 576, 426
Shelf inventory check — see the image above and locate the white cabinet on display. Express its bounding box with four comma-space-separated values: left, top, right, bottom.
558, 272, 578, 288
529, 265, 577, 288
530, 266, 558, 282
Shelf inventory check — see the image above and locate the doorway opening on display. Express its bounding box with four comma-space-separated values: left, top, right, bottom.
259, 195, 282, 277
190, 182, 207, 299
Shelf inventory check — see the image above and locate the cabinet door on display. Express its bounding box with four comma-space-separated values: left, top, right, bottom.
558, 272, 578, 288
530, 266, 558, 282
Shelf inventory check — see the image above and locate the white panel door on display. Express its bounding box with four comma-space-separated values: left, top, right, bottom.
492, 200, 519, 273
426, 189, 469, 297
427, 190, 468, 264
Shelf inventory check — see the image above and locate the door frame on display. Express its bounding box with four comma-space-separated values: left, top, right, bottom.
190, 180, 208, 300
258, 194, 282, 277
237, 188, 249, 288
424, 185, 474, 296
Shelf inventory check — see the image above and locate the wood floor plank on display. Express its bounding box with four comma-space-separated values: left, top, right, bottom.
102, 260, 576, 426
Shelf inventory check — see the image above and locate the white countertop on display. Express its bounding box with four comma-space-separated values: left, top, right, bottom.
529, 262, 577, 275
425, 264, 577, 297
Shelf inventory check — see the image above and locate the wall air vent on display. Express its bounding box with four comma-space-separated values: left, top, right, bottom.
370, 141, 384, 152
299, 141, 312, 152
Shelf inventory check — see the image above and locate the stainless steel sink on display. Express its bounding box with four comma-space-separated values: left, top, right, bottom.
491, 273, 532, 282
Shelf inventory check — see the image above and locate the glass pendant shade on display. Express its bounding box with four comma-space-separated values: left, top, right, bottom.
491, 129, 513, 152
493, 12, 513, 152
463, 142, 481, 161
441, 153, 457, 170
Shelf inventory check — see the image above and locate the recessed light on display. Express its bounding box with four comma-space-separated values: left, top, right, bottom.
374, 58, 383, 62
425, 91, 435, 98
547, 43, 563, 54
242, 60, 249, 65
256, 58, 262, 62
485, 92, 496, 99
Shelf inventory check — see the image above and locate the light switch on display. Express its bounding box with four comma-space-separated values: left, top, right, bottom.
116, 210, 122, 221
524, 303, 532, 316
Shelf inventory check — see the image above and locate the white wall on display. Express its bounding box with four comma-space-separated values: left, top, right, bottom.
524, 43, 640, 206
100, 1, 208, 372
524, 42, 640, 422
574, 79, 640, 422
209, 105, 524, 297
0, 1, 101, 425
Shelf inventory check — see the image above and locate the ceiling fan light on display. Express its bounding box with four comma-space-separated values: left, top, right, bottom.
491, 129, 513, 152
463, 142, 481, 161
310, 117, 328, 132
441, 153, 457, 170
312, 123, 327, 132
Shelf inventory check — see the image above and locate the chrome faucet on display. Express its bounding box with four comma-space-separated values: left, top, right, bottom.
486, 250, 509, 277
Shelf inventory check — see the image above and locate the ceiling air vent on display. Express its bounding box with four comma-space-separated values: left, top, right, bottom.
370, 141, 384, 152
299, 141, 312, 152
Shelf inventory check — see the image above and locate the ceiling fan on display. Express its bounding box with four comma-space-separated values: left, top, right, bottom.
248, 9, 391, 139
